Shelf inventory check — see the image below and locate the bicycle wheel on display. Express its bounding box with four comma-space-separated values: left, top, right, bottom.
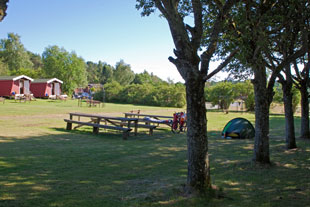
171, 121, 181, 134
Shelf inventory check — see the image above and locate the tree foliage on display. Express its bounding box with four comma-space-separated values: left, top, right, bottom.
42, 45, 87, 95
0, 33, 33, 73
206, 82, 234, 112
133, 70, 163, 85
206, 80, 254, 111
113, 60, 135, 86
100, 81, 186, 108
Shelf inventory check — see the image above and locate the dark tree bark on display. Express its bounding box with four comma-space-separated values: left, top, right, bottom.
282, 85, 297, 149
293, 59, 310, 139
0, 0, 9, 22
186, 75, 209, 190
279, 66, 297, 149
299, 82, 310, 139
252, 66, 271, 163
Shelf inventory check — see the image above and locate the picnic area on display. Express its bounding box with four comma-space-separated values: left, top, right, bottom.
0, 99, 309, 207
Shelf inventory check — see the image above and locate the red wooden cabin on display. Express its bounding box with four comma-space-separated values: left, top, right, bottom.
0, 75, 34, 97
30, 78, 63, 98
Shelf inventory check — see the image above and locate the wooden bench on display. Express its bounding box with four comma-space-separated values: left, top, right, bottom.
64, 119, 132, 140
124, 113, 172, 120
86, 99, 101, 107
125, 113, 173, 128
128, 123, 157, 135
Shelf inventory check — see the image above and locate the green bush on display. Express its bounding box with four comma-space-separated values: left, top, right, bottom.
101, 82, 186, 108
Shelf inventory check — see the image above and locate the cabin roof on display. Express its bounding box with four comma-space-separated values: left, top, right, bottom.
32, 78, 63, 84
0, 75, 34, 81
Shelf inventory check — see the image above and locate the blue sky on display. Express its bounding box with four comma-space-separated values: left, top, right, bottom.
0, 0, 187, 82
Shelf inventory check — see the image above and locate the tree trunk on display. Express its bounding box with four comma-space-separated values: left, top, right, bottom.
282, 82, 297, 149
185, 74, 210, 193
0, 0, 9, 22
299, 84, 310, 139
252, 68, 270, 164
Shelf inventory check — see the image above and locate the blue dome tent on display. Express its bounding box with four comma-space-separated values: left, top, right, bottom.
222, 118, 255, 139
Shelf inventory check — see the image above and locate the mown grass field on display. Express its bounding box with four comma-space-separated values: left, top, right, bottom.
0, 99, 309, 207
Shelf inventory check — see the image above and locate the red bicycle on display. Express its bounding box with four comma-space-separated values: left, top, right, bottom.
171, 112, 187, 133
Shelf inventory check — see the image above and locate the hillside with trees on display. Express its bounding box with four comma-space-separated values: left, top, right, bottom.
0, 32, 186, 107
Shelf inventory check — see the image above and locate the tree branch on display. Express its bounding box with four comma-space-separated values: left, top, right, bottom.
267, 46, 307, 93
203, 49, 238, 81
200, 0, 240, 76
154, 0, 169, 18
191, 0, 203, 50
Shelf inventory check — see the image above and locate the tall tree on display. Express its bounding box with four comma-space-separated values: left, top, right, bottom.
136, 0, 239, 193
207, 81, 235, 113
225, 0, 308, 162
28, 52, 44, 70
269, 0, 309, 149
290, 0, 310, 140
0, 0, 9, 22
0, 58, 8, 75
86, 61, 101, 83
113, 60, 135, 86
0, 33, 33, 73
293, 53, 310, 139
42, 45, 87, 95
101, 63, 114, 84
133, 70, 164, 85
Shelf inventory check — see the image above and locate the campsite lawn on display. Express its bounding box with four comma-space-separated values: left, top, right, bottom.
0, 99, 309, 207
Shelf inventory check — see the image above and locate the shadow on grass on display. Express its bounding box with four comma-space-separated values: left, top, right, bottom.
0, 131, 189, 207
0, 122, 309, 207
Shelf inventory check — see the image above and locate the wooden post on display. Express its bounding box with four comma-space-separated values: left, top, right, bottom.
93, 125, 99, 134
134, 120, 138, 136
66, 123, 72, 130
93, 118, 100, 134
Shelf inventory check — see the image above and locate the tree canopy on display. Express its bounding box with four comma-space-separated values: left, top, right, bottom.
0, 33, 33, 73
42, 45, 87, 95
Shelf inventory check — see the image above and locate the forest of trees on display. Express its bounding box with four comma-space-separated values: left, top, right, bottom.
0, 33, 187, 107
0, 32, 306, 111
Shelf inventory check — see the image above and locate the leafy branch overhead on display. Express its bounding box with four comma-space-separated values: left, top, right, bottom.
136, 0, 240, 82
0, 0, 9, 22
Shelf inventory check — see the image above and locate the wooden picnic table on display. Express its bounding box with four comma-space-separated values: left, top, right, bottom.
124, 113, 172, 119
78, 99, 103, 107
65, 112, 138, 139
124, 112, 173, 127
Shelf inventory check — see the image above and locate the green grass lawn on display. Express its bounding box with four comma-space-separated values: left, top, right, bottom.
0, 99, 309, 207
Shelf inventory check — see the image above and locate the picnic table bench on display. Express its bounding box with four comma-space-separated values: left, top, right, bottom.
65, 112, 139, 139
124, 113, 173, 127
86, 99, 102, 107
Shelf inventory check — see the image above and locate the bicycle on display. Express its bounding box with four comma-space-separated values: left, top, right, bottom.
171, 112, 187, 133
